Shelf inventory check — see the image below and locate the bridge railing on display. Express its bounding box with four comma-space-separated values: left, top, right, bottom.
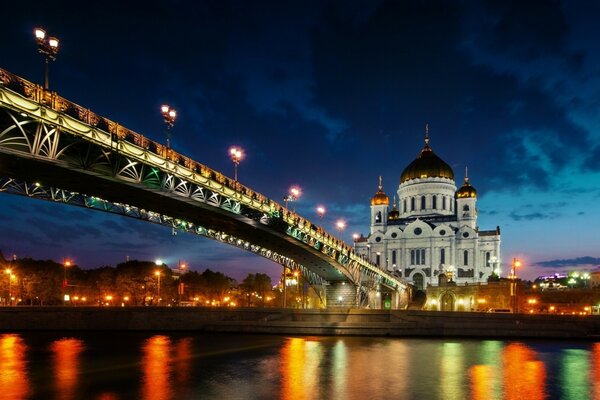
0, 66, 403, 289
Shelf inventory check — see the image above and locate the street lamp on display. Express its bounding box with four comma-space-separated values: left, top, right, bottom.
316, 206, 325, 228
178, 261, 186, 306
511, 258, 522, 313
62, 260, 71, 305
161, 104, 177, 149
155, 270, 161, 305
289, 186, 301, 212
34, 27, 59, 90
4, 269, 12, 306
229, 146, 244, 181
336, 219, 346, 241
352, 233, 359, 250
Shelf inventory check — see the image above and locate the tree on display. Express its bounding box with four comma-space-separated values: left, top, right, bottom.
240, 273, 273, 307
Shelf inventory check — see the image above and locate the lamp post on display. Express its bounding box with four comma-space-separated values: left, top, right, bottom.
336, 220, 346, 241
316, 206, 325, 229
511, 258, 521, 313
228, 147, 244, 181
63, 260, 71, 305
161, 104, 177, 149
289, 186, 301, 212
352, 233, 359, 250
178, 261, 186, 306
4, 269, 12, 306
155, 271, 161, 306
34, 27, 59, 90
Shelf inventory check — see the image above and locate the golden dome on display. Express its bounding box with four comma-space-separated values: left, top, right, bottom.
400, 127, 454, 183
371, 176, 390, 206
456, 177, 477, 198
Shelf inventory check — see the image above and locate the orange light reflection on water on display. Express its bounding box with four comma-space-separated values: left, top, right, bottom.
0, 334, 30, 400
141, 335, 172, 400
469, 365, 495, 400
174, 338, 193, 386
280, 337, 308, 400
502, 343, 546, 400
51, 338, 84, 400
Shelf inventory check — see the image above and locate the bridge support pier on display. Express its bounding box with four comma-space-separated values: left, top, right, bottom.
325, 282, 357, 308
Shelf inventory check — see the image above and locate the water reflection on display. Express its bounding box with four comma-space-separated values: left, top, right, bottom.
51, 338, 84, 400
2, 333, 600, 399
470, 341, 502, 400
440, 342, 464, 399
502, 343, 546, 400
561, 348, 590, 400
280, 337, 308, 399
141, 335, 173, 400
0, 334, 30, 400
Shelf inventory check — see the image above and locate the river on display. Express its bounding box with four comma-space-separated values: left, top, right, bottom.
0, 332, 597, 399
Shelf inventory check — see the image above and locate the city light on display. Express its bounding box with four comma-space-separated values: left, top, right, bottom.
336, 219, 346, 240
229, 146, 244, 181
284, 186, 302, 212
34, 27, 59, 89
161, 104, 177, 149
317, 206, 325, 228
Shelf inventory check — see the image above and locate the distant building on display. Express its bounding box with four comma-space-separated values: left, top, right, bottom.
355, 128, 501, 289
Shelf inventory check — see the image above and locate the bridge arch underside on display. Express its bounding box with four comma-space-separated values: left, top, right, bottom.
0, 106, 406, 308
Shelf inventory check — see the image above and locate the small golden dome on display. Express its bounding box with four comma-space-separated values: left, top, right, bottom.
371, 176, 390, 206
400, 126, 454, 183
456, 177, 477, 198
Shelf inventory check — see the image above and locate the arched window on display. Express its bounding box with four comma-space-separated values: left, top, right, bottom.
432, 195, 437, 209
375, 211, 382, 223
463, 250, 469, 266
392, 250, 397, 265
450, 200, 453, 212
411, 197, 415, 211
403, 199, 407, 213
413, 273, 424, 290
421, 196, 426, 210
442, 196, 446, 210
485, 252, 491, 267
440, 248, 446, 265
463, 204, 470, 211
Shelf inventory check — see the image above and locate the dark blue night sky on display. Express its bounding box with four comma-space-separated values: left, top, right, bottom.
1, 0, 599, 281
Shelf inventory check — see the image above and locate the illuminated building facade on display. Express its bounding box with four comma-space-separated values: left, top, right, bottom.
355, 129, 501, 290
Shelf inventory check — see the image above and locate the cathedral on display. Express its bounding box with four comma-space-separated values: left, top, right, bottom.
354, 129, 501, 290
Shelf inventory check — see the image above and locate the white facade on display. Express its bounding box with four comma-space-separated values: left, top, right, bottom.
355, 136, 501, 290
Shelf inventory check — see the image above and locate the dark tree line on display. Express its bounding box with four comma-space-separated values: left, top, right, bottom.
0, 252, 276, 307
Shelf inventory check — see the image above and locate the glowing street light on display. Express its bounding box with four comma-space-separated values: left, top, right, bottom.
336, 219, 346, 240
284, 186, 301, 212
229, 146, 244, 181
178, 260, 187, 306
161, 104, 177, 149
316, 206, 326, 228
4, 269, 12, 306
62, 259, 72, 305
155, 270, 162, 305
511, 257, 522, 313
34, 27, 60, 90
352, 233, 359, 250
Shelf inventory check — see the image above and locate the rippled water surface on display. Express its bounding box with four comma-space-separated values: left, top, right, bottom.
0, 332, 598, 400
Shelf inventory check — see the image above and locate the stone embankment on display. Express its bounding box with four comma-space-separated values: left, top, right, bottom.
1, 307, 599, 339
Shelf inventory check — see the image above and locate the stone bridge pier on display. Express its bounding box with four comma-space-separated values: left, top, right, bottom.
326, 282, 410, 309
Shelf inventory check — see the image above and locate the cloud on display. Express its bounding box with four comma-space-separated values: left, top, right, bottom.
509, 211, 560, 221
535, 256, 600, 268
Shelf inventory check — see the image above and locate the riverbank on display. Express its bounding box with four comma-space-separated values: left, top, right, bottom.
1, 307, 599, 339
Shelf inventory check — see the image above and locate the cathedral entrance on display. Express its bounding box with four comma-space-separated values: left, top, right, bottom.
413, 273, 424, 290
441, 292, 455, 311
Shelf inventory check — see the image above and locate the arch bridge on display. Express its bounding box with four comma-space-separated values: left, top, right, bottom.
0, 67, 409, 308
